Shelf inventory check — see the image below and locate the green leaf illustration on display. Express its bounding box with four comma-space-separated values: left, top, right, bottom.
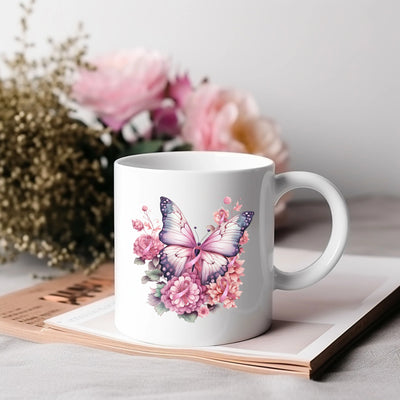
178, 312, 198, 323
134, 257, 145, 266
141, 275, 151, 284
155, 302, 168, 316
154, 282, 165, 298
145, 269, 162, 281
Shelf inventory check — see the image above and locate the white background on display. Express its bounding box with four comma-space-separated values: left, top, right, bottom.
1, 0, 399, 198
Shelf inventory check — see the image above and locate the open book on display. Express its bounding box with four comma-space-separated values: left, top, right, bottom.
1, 248, 399, 379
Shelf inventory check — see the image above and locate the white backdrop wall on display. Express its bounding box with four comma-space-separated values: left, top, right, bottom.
1, 0, 399, 198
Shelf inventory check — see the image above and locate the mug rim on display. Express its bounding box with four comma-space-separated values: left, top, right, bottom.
115, 151, 274, 173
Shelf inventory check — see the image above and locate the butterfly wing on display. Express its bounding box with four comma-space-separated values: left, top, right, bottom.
201, 211, 254, 257
199, 251, 229, 285
159, 197, 197, 280
159, 197, 197, 248
159, 245, 193, 280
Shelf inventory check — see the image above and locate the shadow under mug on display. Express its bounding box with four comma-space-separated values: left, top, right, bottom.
114, 151, 348, 346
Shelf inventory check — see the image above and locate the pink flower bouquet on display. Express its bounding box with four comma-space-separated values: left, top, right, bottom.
72, 48, 289, 177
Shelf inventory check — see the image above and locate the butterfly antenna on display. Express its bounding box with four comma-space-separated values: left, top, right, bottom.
199, 228, 212, 243
193, 226, 200, 244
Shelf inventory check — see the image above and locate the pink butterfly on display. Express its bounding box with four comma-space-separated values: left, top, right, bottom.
158, 197, 254, 285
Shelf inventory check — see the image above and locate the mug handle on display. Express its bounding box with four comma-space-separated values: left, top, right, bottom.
273, 171, 349, 290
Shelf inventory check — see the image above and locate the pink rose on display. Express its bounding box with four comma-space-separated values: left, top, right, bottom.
232, 116, 289, 174
133, 234, 164, 260
181, 83, 256, 152
181, 83, 289, 174
72, 49, 169, 131
132, 219, 144, 231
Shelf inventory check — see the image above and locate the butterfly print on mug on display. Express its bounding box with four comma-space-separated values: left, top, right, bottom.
132, 197, 254, 323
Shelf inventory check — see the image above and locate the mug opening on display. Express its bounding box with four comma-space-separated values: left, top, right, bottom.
115, 151, 273, 172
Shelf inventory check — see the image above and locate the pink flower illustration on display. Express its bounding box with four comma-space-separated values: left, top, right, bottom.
161, 272, 206, 314
132, 219, 144, 231
207, 275, 242, 309
227, 258, 245, 282
133, 234, 164, 260
197, 306, 210, 318
223, 196, 232, 205
233, 201, 243, 212
239, 231, 249, 246
213, 208, 229, 225
72, 49, 169, 131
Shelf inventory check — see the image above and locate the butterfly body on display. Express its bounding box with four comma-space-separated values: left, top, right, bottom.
158, 197, 254, 284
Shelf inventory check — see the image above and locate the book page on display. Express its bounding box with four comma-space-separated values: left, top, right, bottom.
44, 249, 400, 370
0, 263, 114, 342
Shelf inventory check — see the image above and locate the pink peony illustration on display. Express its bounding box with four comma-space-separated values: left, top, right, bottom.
72, 49, 169, 131
161, 272, 206, 315
133, 234, 164, 260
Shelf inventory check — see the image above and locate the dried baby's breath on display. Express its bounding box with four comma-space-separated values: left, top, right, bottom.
0, 1, 113, 272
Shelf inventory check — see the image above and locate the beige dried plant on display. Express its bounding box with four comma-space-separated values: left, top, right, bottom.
0, 1, 113, 272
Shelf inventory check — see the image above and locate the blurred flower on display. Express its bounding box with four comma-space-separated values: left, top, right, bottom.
72, 49, 169, 131
161, 272, 206, 314
231, 116, 289, 174
133, 234, 164, 260
181, 83, 242, 152
181, 82, 288, 173
168, 73, 192, 108
151, 105, 181, 137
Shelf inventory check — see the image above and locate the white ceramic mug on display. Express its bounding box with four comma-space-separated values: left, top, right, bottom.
114, 151, 348, 346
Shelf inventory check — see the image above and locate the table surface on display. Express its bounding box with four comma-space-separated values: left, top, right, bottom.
1, 196, 399, 399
